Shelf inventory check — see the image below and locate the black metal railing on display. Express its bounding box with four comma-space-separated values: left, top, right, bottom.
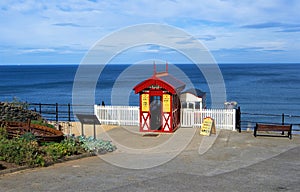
28, 103, 94, 122
26, 103, 300, 133
240, 110, 300, 132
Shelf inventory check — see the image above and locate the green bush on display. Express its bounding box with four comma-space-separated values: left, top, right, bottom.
0, 138, 44, 166
0, 127, 8, 140
0, 134, 116, 167
0, 137, 85, 167
20, 132, 36, 142
41, 138, 85, 163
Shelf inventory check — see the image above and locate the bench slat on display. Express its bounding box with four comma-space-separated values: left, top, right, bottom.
257, 125, 291, 131
254, 123, 292, 139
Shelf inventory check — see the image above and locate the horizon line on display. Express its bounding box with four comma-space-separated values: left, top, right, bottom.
1, 62, 300, 66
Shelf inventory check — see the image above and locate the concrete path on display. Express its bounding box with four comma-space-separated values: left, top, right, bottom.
0, 128, 299, 192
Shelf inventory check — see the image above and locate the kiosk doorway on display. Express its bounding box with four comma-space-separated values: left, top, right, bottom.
150, 96, 162, 130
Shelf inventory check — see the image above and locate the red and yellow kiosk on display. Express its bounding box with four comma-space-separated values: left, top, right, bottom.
133, 66, 185, 132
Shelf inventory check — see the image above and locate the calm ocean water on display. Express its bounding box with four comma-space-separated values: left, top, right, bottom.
1, 64, 300, 128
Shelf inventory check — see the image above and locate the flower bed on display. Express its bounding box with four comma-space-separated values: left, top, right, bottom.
0, 128, 116, 167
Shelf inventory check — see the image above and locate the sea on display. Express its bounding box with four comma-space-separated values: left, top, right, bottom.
1, 64, 300, 130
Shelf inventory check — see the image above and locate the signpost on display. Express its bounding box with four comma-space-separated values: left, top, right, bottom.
76, 114, 101, 139
200, 117, 216, 136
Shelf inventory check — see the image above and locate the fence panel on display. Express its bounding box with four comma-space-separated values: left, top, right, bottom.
94, 105, 139, 126
95, 105, 236, 130
181, 108, 236, 130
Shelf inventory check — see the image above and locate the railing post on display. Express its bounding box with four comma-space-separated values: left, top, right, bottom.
56, 103, 58, 123
236, 106, 241, 132
282, 113, 285, 135
68, 103, 71, 122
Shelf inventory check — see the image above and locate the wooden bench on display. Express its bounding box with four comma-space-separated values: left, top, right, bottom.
254, 123, 292, 139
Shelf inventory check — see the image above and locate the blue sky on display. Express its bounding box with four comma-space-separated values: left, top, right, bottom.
0, 0, 299, 64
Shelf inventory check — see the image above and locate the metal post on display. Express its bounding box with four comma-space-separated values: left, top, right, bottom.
236, 106, 241, 133
68, 103, 71, 136
68, 103, 71, 122
81, 123, 84, 136
282, 113, 285, 135
93, 123, 96, 140
56, 103, 59, 123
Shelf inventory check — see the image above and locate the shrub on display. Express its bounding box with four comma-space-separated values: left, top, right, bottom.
41, 138, 85, 163
0, 127, 8, 140
77, 136, 117, 154
20, 132, 36, 142
0, 133, 116, 167
0, 138, 44, 166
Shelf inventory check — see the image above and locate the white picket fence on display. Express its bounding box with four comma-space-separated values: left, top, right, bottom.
94, 105, 236, 130
181, 108, 236, 130
94, 105, 139, 126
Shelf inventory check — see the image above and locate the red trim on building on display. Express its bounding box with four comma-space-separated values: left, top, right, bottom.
133, 69, 185, 133
133, 76, 177, 94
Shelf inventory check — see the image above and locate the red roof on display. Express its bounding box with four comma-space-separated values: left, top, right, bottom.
133, 72, 185, 94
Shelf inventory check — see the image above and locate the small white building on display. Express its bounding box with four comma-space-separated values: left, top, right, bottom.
180, 88, 206, 110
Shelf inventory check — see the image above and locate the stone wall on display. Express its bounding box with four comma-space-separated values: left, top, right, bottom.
0, 102, 42, 122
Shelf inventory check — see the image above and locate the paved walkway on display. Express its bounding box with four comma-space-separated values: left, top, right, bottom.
0, 128, 299, 192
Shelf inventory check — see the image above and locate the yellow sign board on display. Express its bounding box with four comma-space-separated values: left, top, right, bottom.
141, 94, 149, 112
163, 94, 171, 112
200, 117, 216, 136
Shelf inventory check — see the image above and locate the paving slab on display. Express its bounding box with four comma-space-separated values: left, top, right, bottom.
0, 128, 299, 192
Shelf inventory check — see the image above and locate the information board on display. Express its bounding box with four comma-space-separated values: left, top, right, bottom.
163, 94, 170, 112
200, 117, 216, 136
75, 114, 101, 139
141, 94, 149, 112
76, 114, 101, 125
